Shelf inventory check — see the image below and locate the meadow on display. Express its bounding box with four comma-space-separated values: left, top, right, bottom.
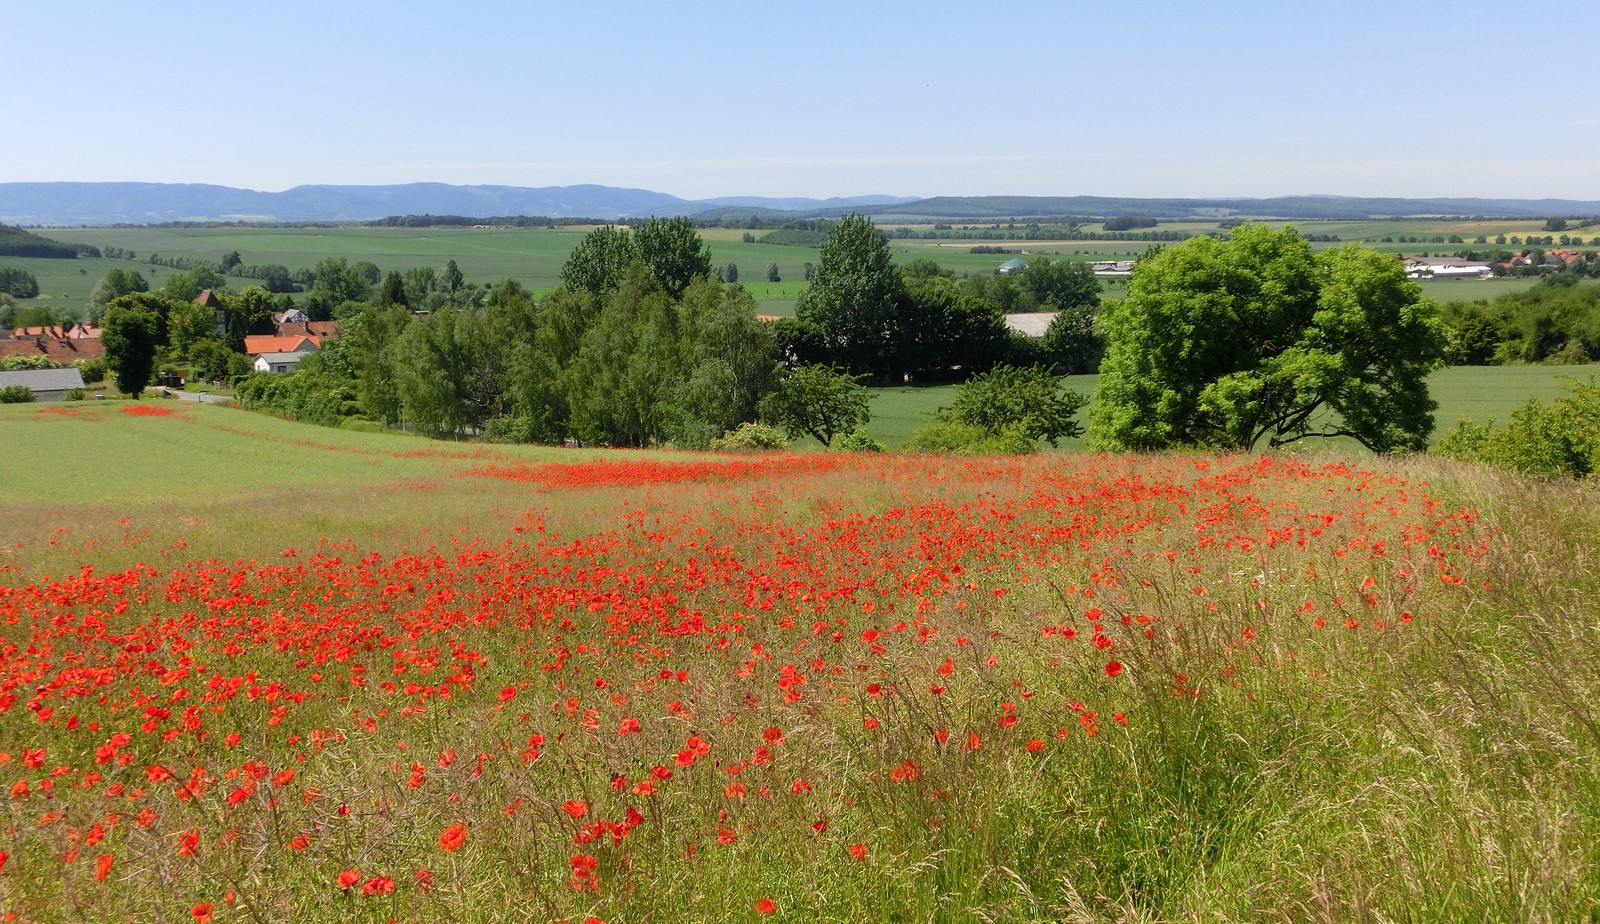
858, 363, 1596, 451
1, 402, 1598, 922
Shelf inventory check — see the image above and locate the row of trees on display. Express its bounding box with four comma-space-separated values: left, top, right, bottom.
89, 214, 1455, 458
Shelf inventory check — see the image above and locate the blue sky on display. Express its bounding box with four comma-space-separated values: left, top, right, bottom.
5, 1, 1594, 200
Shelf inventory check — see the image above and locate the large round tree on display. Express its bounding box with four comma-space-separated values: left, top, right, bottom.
1088, 224, 1445, 453
100, 302, 159, 400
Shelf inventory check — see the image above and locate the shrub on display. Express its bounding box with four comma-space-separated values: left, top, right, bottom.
484, 415, 536, 444
0, 354, 57, 371
0, 384, 36, 403
61, 388, 86, 402
75, 357, 106, 383
710, 422, 789, 452
835, 427, 886, 452
902, 420, 1037, 455
1434, 378, 1600, 478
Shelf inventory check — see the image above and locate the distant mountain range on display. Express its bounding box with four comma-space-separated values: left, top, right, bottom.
0, 183, 916, 226
2, 182, 1597, 226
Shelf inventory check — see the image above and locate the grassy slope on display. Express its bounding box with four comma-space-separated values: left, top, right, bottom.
1, 403, 1597, 921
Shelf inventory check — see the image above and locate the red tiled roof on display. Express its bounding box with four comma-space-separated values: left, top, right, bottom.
277, 320, 341, 338
12, 324, 101, 340
243, 335, 319, 356
0, 336, 105, 363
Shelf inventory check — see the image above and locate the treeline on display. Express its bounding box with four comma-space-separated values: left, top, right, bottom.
229, 217, 1109, 444
0, 267, 40, 298
1443, 281, 1600, 365
0, 224, 93, 259
241, 219, 780, 445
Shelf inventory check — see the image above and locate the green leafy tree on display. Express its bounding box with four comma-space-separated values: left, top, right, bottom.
766, 262, 781, 283
633, 216, 713, 300
342, 304, 412, 426
567, 265, 685, 446
101, 303, 159, 399
795, 215, 908, 380
186, 338, 234, 382
0, 267, 40, 299
1018, 257, 1100, 312
219, 250, 242, 273
723, 262, 739, 284
258, 264, 296, 293
1089, 224, 1445, 452
303, 258, 374, 321
90, 268, 150, 316
760, 363, 871, 447
668, 281, 781, 447
166, 297, 218, 356
1039, 303, 1103, 374
378, 271, 409, 308
900, 274, 1009, 381
559, 226, 636, 298
946, 363, 1086, 446
222, 287, 278, 352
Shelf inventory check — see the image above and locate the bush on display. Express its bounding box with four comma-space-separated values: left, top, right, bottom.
75, 357, 106, 383
0, 384, 36, 404
836, 427, 886, 452
1, 354, 57, 371
902, 420, 1036, 455
61, 388, 86, 402
1435, 378, 1600, 478
710, 422, 789, 452
484, 415, 536, 444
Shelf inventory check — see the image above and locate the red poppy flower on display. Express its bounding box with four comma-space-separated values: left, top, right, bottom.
438, 823, 467, 852
94, 853, 114, 881
337, 868, 361, 889
754, 897, 777, 914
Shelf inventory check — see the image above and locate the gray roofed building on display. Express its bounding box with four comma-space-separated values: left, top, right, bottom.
997, 257, 1029, 275
253, 352, 306, 374
0, 367, 85, 400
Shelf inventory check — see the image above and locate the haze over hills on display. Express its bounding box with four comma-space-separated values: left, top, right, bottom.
2, 182, 1598, 226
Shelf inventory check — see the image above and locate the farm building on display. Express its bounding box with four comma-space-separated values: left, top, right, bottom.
996, 257, 1028, 275
1403, 257, 1492, 279
1090, 261, 1136, 278
0, 367, 85, 401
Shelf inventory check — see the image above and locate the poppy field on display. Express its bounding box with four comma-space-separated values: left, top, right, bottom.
2, 404, 1599, 922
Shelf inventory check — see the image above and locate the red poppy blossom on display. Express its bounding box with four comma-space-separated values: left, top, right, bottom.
754, 897, 777, 914
337, 868, 361, 889
438, 823, 467, 852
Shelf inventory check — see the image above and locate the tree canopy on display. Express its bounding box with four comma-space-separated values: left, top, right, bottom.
100, 303, 159, 399
1088, 224, 1446, 453
795, 215, 907, 381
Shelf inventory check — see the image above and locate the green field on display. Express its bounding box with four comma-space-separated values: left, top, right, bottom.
859, 362, 1597, 450
13, 220, 1570, 321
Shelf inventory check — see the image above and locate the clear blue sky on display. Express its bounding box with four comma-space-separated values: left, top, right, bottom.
5, 0, 1594, 201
